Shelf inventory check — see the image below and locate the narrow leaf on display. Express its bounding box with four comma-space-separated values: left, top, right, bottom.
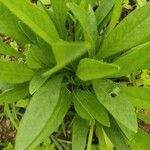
72, 116, 89, 150
98, 3, 150, 59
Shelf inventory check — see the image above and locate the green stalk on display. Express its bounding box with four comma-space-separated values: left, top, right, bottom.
87, 120, 95, 150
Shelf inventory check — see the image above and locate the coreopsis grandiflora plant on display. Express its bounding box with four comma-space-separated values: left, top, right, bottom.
0, 0, 150, 149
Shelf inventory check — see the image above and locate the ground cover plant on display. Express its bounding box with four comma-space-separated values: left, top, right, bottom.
0, 0, 150, 149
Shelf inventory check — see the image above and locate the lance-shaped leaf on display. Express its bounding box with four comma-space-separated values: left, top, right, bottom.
43, 41, 88, 77
51, 0, 69, 39
29, 71, 49, 95
72, 116, 89, 150
0, 3, 29, 44
0, 84, 29, 104
111, 41, 150, 77
93, 79, 137, 133
0, 0, 59, 45
121, 86, 150, 109
107, 0, 124, 32
67, 2, 98, 50
103, 118, 129, 150
15, 75, 66, 150
98, 3, 150, 59
95, 0, 114, 25
73, 90, 110, 126
0, 40, 24, 58
0, 60, 34, 84
76, 58, 120, 81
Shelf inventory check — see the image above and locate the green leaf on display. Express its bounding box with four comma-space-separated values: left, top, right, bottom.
0, 60, 34, 83
76, 58, 120, 81
121, 86, 150, 109
107, 0, 123, 32
0, 84, 29, 104
142, 59, 150, 69
25, 47, 42, 70
129, 129, 150, 150
0, 3, 29, 44
29, 71, 49, 95
0, 0, 59, 45
95, 0, 114, 25
111, 42, 150, 77
67, 2, 97, 52
97, 124, 107, 150
0, 40, 24, 58
72, 116, 89, 150
15, 75, 64, 150
93, 79, 137, 133
98, 3, 150, 59
103, 118, 129, 150
43, 41, 88, 77
29, 44, 55, 67
18, 21, 38, 44
73, 90, 110, 126
51, 0, 69, 39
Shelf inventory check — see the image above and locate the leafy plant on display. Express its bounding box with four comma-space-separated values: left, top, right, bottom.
0, 0, 150, 149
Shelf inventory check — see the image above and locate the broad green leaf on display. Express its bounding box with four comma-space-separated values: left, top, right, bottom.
93, 79, 137, 133
0, 84, 29, 104
43, 41, 88, 77
67, 2, 98, 52
95, 0, 114, 25
72, 116, 89, 150
0, 0, 59, 45
73, 90, 110, 126
98, 3, 150, 59
29, 71, 49, 94
15, 75, 64, 150
129, 129, 150, 150
107, 0, 123, 32
76, 58, 120, 81
103, 118, 129, 150
0, 60, 34, 83
51, 0, 69, 39
0, 40, 24, 58
121, 86, 150, 109
111, 41, 150, 77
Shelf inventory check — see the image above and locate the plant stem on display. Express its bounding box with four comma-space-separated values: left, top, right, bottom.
87, 120, 95, 150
